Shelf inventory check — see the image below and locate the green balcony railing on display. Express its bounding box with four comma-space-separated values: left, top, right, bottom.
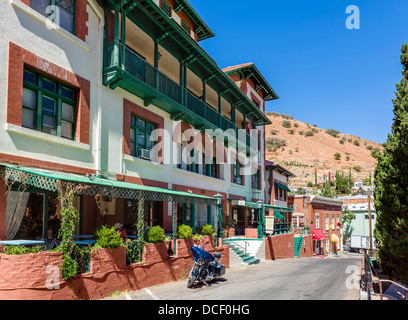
105, 40, 258, 151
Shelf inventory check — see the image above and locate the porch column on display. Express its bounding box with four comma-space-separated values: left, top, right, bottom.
172, 202, 178, 256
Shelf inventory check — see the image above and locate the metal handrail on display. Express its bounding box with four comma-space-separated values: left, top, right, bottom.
221, 228, 248, 256
372, 279, 408, 300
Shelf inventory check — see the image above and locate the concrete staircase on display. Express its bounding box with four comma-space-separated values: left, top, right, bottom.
225, 239, 264, 266
294, 236, 304, 258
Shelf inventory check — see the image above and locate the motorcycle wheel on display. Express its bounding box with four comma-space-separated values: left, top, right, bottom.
187, 275, 197, 288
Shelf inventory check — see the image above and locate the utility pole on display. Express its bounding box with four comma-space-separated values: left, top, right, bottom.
368, 188, 373, 257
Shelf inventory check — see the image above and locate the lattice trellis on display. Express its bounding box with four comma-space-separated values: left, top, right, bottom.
2, 166, 217, 206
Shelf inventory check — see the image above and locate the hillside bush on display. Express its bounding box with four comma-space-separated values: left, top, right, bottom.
282, 120, 292, 128
266, 137, 287, 151
334, 152, 341, 160
326, 128, 340, 138
353, 165, 362, 172
353, 140, 360, 146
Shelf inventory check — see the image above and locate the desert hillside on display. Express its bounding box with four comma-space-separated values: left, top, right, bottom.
264, 113, 383, 189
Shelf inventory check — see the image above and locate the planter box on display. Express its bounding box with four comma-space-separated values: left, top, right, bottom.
142, 242, 169, 265
175, 238, 194, 258
89, 246, 126, 274
223, 228, 235, 238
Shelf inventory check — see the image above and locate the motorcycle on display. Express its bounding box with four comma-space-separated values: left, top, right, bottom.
187, 246, 226, 288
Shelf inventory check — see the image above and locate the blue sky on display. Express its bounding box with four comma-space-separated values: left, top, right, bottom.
189, 0, 408, 144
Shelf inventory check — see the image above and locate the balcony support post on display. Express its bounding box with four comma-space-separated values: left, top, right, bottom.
120, 8, 126, 69
154, 39, 159, 89
113, 6, 120, 67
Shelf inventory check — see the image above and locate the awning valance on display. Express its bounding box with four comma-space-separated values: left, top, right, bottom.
274, 211, 285, 220
274, 181, 291, 192
0, 163, 217, 205
330, 234, 339, 242
312, 230, 327, 240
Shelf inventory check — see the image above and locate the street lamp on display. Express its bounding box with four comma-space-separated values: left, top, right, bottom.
257, 200, 264, 238
213, 193, 223, 247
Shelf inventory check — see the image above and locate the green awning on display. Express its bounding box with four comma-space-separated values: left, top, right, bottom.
0, 163, 217, 205
274, 211, 285, 220
274, 181, 291, 192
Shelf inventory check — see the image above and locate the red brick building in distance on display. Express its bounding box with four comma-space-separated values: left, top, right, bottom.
288, 195, 343, 255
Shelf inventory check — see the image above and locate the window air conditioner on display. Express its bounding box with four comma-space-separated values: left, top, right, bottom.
138, 148, 151, 160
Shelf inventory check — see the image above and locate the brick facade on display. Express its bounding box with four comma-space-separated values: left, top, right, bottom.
7, 42, 91, 145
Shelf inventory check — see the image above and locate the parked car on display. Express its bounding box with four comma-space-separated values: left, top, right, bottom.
343, 244, 351, 252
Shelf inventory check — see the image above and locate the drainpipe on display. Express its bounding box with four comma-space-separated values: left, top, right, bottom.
87, 0, 104, 176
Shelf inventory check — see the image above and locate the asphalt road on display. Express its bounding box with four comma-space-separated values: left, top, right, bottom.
105, 253, 362, 300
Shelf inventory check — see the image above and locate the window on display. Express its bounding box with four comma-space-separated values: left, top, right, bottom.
315, 213, 320, 229
233, 160, 242, 184
160, 0, 171, 17
31, 0, 76, 34
22, 68, 77, 140
252, 169, 260, 190
325, 215, 329, 230
203, 154, 219, 179
130, 115, 155, 157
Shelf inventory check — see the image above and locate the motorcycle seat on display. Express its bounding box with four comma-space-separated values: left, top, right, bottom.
214, 252, 221, 259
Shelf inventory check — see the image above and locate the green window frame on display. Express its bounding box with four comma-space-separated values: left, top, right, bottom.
31, 0, 76, 34
160, 0, 171, 17
252, 169, 260, 190
203, 154, 219, 179
233, 160, 241, 184
130, 115, 156, 157
22, 67, 77, 140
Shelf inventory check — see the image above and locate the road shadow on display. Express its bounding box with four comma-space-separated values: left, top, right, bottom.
188, 277, 228, 289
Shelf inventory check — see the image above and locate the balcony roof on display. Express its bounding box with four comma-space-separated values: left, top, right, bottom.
97, 0, 272, 126
223, 63, 279, 101
173, 0, 215, 41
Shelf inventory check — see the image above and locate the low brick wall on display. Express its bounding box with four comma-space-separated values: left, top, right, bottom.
299, 235, 313, 258
0, 236, 229, 300
265, 233, 295, 260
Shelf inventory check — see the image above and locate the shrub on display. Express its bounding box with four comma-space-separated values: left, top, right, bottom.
177, 224, 193, 239
147, 226, 166, 243
281, 113, 293, 119
353, 165, 362, 172
346, 156, 350, 161
200, 224, 215, 236
326, 129, 340, 138
307, 181, 314, 187
293, 123, 299, 128
371, 147, 382, 159
266, 137, 287, 151
366, 145, 373, 150
334, 152, 341, 160
288, 129, 295, 134
339, 139, 345, 144
305, 130, 314, 137
282, 120, 291, 128
353, 140, 360, 146
62, 253, 78, 280
95, 225, 123, 249
270, 129, 279, 135
299, 131, 304, 135
4, 245, 44, 255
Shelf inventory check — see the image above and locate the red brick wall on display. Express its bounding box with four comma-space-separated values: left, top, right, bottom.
0, 240, 229, 300
7, 42, 91, 145
265, 233, 295, 260
299, 234, 313, 258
